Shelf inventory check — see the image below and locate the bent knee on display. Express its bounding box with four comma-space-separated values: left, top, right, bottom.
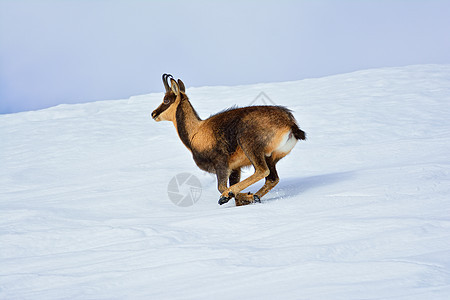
256, 168, 270, 178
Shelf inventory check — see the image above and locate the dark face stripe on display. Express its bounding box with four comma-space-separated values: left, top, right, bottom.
152, 92, 177, 119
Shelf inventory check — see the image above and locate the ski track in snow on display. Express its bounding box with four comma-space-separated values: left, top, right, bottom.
1, 65, 450, 299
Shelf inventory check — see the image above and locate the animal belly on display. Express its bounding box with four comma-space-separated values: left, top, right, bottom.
192, 152, 216, 173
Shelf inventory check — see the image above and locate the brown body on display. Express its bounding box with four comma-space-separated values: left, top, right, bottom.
152, 74, 306, 206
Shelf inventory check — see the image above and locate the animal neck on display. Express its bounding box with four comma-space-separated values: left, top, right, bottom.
173, 96, 202, 150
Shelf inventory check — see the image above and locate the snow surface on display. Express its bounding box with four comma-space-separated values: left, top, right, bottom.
1, 65, 450, 299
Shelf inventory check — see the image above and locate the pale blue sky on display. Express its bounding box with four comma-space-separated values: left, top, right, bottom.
1, 0, 449, 114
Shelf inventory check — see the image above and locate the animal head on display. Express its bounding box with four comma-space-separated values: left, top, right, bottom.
151, 74, 186, 122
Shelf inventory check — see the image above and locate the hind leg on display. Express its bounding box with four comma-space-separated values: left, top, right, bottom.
219, 153, 269, 205
254, 155, 280, 198
229, 168, 259, 206
234, 156, 279, 206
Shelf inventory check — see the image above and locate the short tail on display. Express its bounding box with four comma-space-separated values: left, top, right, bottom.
292, 124, 306, 140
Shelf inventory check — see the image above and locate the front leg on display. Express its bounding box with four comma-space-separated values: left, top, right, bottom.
229, 168, 241, 186
216, 168, 232, 205
218, 191, 235, 205
218, 168, 242, 204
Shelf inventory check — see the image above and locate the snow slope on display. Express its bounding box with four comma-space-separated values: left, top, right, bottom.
1, 65, 450, 299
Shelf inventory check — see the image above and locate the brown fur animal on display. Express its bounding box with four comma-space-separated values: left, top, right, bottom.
152, 74, 306, 206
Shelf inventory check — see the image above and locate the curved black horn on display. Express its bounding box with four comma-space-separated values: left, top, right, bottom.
162, 73, 173, 92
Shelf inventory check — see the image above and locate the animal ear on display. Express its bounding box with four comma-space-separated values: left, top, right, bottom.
170, 78, 180, 95
177, 79, 186, 93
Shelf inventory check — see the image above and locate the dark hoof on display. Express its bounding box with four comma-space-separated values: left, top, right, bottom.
253, 194, 261, 203
218, 192, 235, 205
218, 196, 230, 205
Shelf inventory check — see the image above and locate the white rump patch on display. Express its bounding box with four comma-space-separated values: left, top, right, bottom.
273, 131, 297, 155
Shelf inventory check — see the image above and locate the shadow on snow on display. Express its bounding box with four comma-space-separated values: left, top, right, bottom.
264, 171, 355, 202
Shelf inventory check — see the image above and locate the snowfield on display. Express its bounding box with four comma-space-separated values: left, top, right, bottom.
1, 65, 450, 299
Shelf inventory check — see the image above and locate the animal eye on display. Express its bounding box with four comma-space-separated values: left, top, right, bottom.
163, 98, 170, 105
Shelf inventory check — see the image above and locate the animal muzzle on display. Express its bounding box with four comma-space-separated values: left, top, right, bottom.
151, 109, 162, 121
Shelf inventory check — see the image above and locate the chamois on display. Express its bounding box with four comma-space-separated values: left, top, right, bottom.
151, 74, 306, 206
